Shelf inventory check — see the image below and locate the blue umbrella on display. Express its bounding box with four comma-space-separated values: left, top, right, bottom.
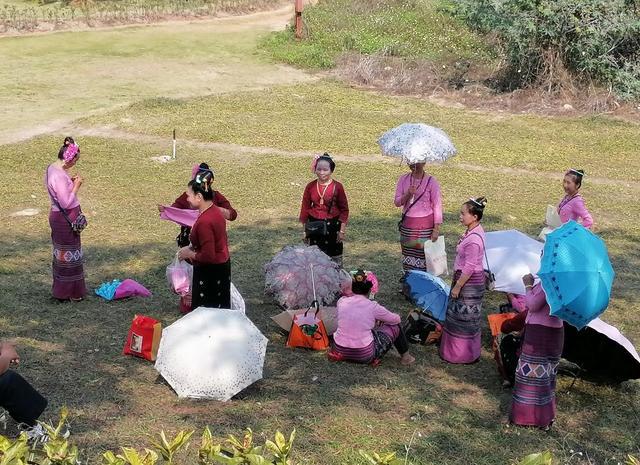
404, 270, 450, 321
538, 221, 614, 329
378, 123, 457, 164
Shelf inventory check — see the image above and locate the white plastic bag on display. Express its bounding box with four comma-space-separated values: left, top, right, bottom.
166, 254, 193, 296
424, 236, 448, 277
538, 205, 562, 241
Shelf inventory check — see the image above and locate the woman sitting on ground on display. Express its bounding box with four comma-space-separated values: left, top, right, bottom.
329, 270, 415, 366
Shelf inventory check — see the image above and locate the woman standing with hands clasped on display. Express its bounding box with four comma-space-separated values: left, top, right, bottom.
394, 162, 443, 274
440, 197, 488, 364
299, 153, 349, 265
558, 169, 593, 228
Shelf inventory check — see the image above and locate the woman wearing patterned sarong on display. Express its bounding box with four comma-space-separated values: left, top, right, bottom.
45, 137, 87, 301
440, 197, 487, 364
510, 274, 564, 429
329, 270, 415, 366
394, 163, 442, 273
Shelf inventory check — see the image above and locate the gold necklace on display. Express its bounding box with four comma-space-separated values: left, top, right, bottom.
316, 180, 333, 206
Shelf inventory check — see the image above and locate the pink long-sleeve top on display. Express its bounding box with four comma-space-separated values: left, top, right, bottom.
453, 225, 486, 275
394, 173, 443, 223
333, 294, 401, 348
524, 283, 563, 328
558, 194, 593, 229
45, 164, 79, 212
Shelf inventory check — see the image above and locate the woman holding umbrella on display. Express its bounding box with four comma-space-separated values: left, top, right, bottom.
558, 169, 593, 228
299, 153, 349, 266
394, 162, 443, 273
177, 170, 231, 309
510, 273, 564, 429
440, 197, 487, 364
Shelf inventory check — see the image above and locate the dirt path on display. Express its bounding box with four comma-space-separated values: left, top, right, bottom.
67, 125, 640, 191
0, 4, 318, 146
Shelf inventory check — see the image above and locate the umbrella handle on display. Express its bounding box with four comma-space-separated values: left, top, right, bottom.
310, 264, 317, 302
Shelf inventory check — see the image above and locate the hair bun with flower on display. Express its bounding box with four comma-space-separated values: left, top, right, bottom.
194, 169, 214, 192
63, 143, 80, 163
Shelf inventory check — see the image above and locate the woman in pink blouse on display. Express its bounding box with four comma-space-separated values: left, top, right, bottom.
558, 169, 593, 228
299, 154, 349, 265
44, 137, 86, 301
394, 162, 443, 273
510, 273, 564, 429
329, 270, 415, 366
440, 197, 487, 364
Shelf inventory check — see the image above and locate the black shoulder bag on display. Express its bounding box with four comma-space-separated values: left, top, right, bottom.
305, 185, 337, 238
468, 232, 495, 291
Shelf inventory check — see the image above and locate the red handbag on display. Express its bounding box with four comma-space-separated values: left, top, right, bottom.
123, 315, 162, 361
287, 307, 329, 351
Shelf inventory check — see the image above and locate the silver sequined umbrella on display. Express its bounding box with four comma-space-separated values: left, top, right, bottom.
378, 123, 457, 164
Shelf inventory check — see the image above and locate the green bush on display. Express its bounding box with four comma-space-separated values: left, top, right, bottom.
452, 0, 640, 100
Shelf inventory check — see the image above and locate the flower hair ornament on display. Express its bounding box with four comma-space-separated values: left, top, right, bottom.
63, 143, 80, 163
194, 169, 214, 192
310, 152, 333, 173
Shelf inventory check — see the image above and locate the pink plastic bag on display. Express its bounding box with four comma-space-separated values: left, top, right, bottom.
166, 254, 193, 296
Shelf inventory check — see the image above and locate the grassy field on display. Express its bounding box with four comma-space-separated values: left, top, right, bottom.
259, 0, 496, 69
0, 5, 312, 144
1, 5, 640, 465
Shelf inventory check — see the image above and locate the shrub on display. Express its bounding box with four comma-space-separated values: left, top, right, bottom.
452, 0, 640, 100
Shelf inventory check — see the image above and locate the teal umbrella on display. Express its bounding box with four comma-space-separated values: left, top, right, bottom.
538, 221, 614, 329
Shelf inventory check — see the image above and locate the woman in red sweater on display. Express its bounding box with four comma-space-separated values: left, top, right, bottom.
159, 162, 237, 247
177, 170, 231, 309
299, 153, 349, 265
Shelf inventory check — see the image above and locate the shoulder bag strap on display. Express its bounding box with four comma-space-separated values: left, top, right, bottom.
400, 176, 432, 225
467, 232, 491, 273
45, 166, 74, 227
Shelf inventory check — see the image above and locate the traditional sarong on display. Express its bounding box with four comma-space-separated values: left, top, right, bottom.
49, 207, 86, 300
399, 215, 434, 272
332, 324, 406, 364
510, 324, 564, 428
307, 215, 343, 260
191, 260, 231, 309
440, 270, 485, 364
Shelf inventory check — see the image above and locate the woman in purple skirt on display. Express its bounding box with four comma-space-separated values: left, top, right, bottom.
439, 197, 487, 364
45, 137, 86, 301
510, 273, 564, 429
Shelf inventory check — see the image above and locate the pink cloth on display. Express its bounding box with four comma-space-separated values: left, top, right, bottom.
558, 194, 593, 229
333, 295, 401, 348
439, 331, 481, 364
191, 164, 201, 179
524, 283, 563, 328
45, 165, 79, 212
160, 206, 200, 227
114, 279, 152, 299
394, 173, 443, 223
453, 225, 486, 276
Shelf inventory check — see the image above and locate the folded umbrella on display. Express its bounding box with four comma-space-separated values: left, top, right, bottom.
484, 230, 543, 295
378, 123, 457, 164
538, 221, 615, 329
404, 270, 450, 321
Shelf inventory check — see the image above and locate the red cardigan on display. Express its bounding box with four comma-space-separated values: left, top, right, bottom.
189, 205, 229, 265
299, 180, 349, 223
172, 191, 238, 221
